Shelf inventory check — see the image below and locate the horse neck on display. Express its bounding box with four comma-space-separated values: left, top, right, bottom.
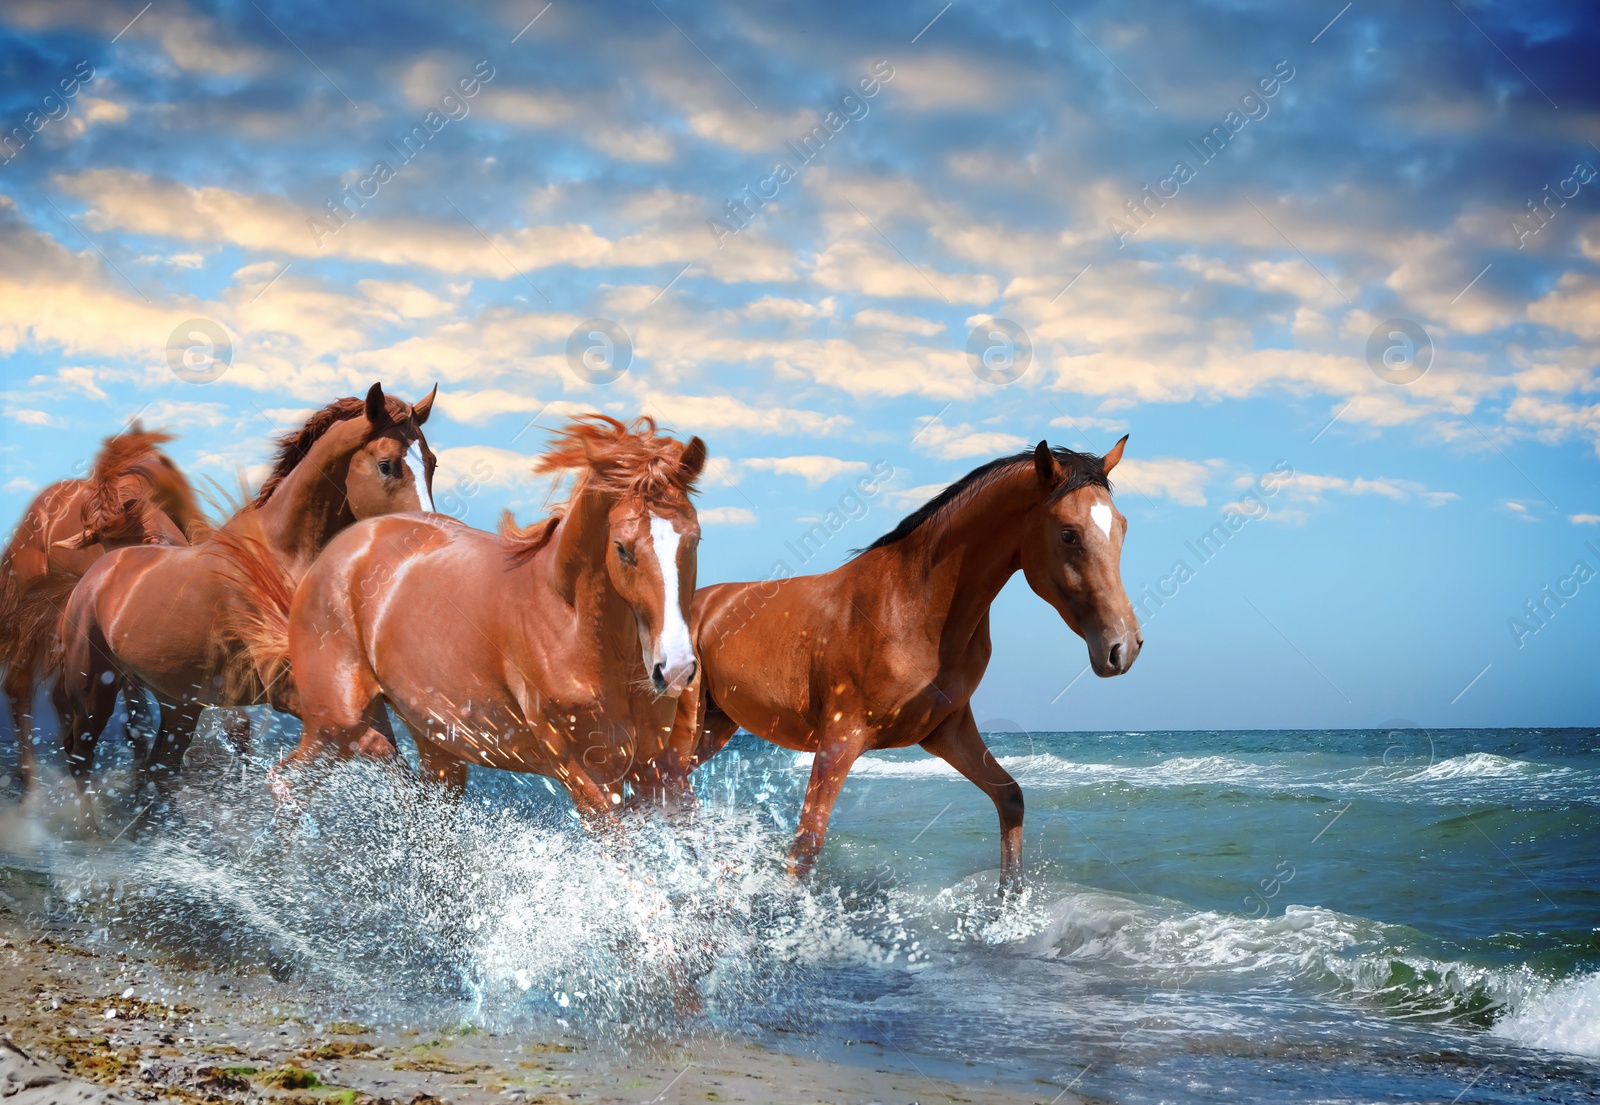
546, 477, 641, 687
250, 422, 360, 566
876, 465, 1038, 647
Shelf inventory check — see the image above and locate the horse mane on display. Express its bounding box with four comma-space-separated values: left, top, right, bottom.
79, 424, 180, 546
252, 393, 416, 507
499, 414, 702, 565
858, 445, 1110, 555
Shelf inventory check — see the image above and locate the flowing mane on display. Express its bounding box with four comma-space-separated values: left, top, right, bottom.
79, 425, 179, 545
859, 445, 1109, 554
253, 394, 417, 507
499, 414, 702, 564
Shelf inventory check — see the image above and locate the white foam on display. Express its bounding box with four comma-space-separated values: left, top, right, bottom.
1492, 970, 1600, 1058
797, 751, 1280, 789
1404, 752, 1551, 782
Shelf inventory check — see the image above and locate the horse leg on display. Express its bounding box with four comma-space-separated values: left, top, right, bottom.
217, 708, 254, 757
140, 696, 202, 796
415, 735, 468, 800
5, 666, 37, 796
356, 701, 402, 762
63, 666, 120, 825
270, 692, 389, 818
120, 683, 154, 770
788, 728, 869, 881
920, 705, 1026, 895
697, 693, 739, 768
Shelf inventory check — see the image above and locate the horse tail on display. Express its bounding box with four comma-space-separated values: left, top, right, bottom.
208, 529, 297, 710
0, 557, 20, 671
4, 570, 81, 686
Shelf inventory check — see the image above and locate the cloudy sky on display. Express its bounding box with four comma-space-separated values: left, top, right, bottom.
1, 0, 1596, 730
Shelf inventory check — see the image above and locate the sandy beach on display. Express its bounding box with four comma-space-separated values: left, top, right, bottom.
0, 886, 1074, 1105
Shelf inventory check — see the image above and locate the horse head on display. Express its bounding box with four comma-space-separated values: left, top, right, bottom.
253, 382, 438, 522
347, 382, 438, 518
535, 416, 706, 697
1020, 435, 1141, 677
605, 436, 705, 696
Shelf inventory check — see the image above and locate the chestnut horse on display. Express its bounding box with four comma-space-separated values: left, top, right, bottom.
56, 384, 436, 796
271, 415, 705, 818
670, 438, 1141, 892
0, 426, 204, 792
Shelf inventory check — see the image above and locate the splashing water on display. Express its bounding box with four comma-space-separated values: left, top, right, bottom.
5, 722, 1599, 1103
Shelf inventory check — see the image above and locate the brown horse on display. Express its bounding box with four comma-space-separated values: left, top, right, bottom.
670, 438, 1140, 892
0, 426, 205, 792
56, 384, 436, 797
271, 414, 705, 819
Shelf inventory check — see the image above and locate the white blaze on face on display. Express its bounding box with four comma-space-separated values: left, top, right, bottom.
406, 439, 434, 511
1090, 500, 1113, 540
649, 515, 695, 688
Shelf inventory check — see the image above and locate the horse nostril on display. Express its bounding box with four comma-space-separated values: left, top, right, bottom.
652, 662, 665, 683
686, 660, 698, 684
1109, 642, 1123, 669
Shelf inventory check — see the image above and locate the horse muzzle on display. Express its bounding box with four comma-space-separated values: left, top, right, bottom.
1091, 628, 1142, 677
650, 655, 697, 697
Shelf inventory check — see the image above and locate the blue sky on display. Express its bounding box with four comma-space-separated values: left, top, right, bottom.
1, 0, 1597, 730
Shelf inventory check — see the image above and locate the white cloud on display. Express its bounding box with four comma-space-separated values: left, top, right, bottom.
740, 456, 868, 487
1273, 471, 1458, 506
811, 239, 998, 305
140, 399, 234, 429
1570, 513, 1600, 525
56, 169, 797, 284
699, 506, 758, 525
852, 308, 945, 336
911, 420, 1027, 460
1528, 273, 1600, 340
1113, 457, 1221, 507
643, 392, 850, 436
885, 483, 947, 510
433, 445, 542, 490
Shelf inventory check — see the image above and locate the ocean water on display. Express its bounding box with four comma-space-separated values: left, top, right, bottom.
1, 716, 1597, 1104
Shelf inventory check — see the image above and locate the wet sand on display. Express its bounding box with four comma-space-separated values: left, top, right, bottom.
0, 895, 1075, 1105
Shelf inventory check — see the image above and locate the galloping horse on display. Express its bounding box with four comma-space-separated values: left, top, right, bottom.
271, 414, 705, 818
0, 426, 205, 791
56, 384, 436, 796
670, 438, 1141, 892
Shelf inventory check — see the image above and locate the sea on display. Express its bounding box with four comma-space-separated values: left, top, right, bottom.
1, 715, 1596, 1104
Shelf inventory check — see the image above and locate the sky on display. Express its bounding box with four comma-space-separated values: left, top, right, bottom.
1, 0, 1597, 732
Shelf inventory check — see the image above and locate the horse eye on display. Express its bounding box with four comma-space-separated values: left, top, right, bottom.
377, 460, 395, 477
614, 541, 635, 565
1061, 528, 1080, 547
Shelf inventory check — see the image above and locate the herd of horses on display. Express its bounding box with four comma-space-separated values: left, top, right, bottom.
0, 383, 1140, 891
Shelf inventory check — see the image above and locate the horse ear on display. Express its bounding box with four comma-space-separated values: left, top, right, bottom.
412, 383, 438, 425
1033, 440, 1063, 487
679, 436, 707, 484
1103, 434, 1129, 474
365, 382, 390, 430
